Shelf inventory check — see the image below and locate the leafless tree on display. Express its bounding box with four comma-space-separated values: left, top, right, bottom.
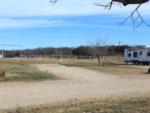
92, 38, 107, 66
95, 0, 149, 9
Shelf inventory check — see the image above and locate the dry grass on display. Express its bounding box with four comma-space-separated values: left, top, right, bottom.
64, 63, 147, 76
2, 97, 150, 113
63, 56, 123, 66
0, 58, 147, 76
0, 58, 149, 113
0, 59, 60, 81
0, 58, 59, 64
63, 59, 148, 76
84, 65, 147, 76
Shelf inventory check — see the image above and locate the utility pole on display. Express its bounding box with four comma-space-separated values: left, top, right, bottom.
59, 48, 63, 64
1, 45, 4, 59
118, 41, 121, 63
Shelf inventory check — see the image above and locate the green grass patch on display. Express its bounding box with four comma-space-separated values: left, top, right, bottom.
0, 62, 60, 81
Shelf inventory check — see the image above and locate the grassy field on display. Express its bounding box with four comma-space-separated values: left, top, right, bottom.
0, 58, 149, 113
0, 59, 60, 81
0, 57, 148, 81
63, 60, 148, 76
2, 96, 150, 113
67, 64, 148, 75
0, 58, 59, 64
0, 58, 147, 76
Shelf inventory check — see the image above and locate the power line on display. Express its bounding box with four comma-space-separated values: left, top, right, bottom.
1, 44, 22, 47
1, 44, 23, 58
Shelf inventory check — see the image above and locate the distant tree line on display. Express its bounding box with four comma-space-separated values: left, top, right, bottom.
0, 45, 129, 58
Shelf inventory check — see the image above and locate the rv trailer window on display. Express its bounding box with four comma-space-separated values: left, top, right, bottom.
147, 53, 150, 57
133, 52, 138, 58
128, 53, 131, 57
140, 51, 142, 55
128, 49, 131, 52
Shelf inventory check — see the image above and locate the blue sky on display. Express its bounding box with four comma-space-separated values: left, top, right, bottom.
0, 0, 150, 49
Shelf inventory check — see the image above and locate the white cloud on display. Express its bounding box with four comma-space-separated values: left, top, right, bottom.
0, 18, 66, 28
0, 0, 102, 17
0, 0, 149, 29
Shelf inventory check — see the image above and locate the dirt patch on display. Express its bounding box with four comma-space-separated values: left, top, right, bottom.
1, 64, 150, 110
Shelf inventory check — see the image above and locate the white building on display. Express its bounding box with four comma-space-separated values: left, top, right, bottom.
0, 54, 3, 58
124, 47, 150, 65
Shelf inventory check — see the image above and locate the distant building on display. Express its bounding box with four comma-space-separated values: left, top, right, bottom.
124, 46, 150, 65
0, 54, 3, 58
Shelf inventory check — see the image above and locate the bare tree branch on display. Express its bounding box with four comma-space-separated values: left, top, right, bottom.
119, 4, 150, 29
49, 0, 149, 28
95, 0, 149, 28
95, 1, 114, 10
96, 0, 149, 7
49, 0, 57, 3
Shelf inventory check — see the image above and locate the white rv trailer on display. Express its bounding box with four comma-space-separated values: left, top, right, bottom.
124, 47, 150, 65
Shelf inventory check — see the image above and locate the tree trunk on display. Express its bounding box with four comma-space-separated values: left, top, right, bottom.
97, 55, 101, 66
